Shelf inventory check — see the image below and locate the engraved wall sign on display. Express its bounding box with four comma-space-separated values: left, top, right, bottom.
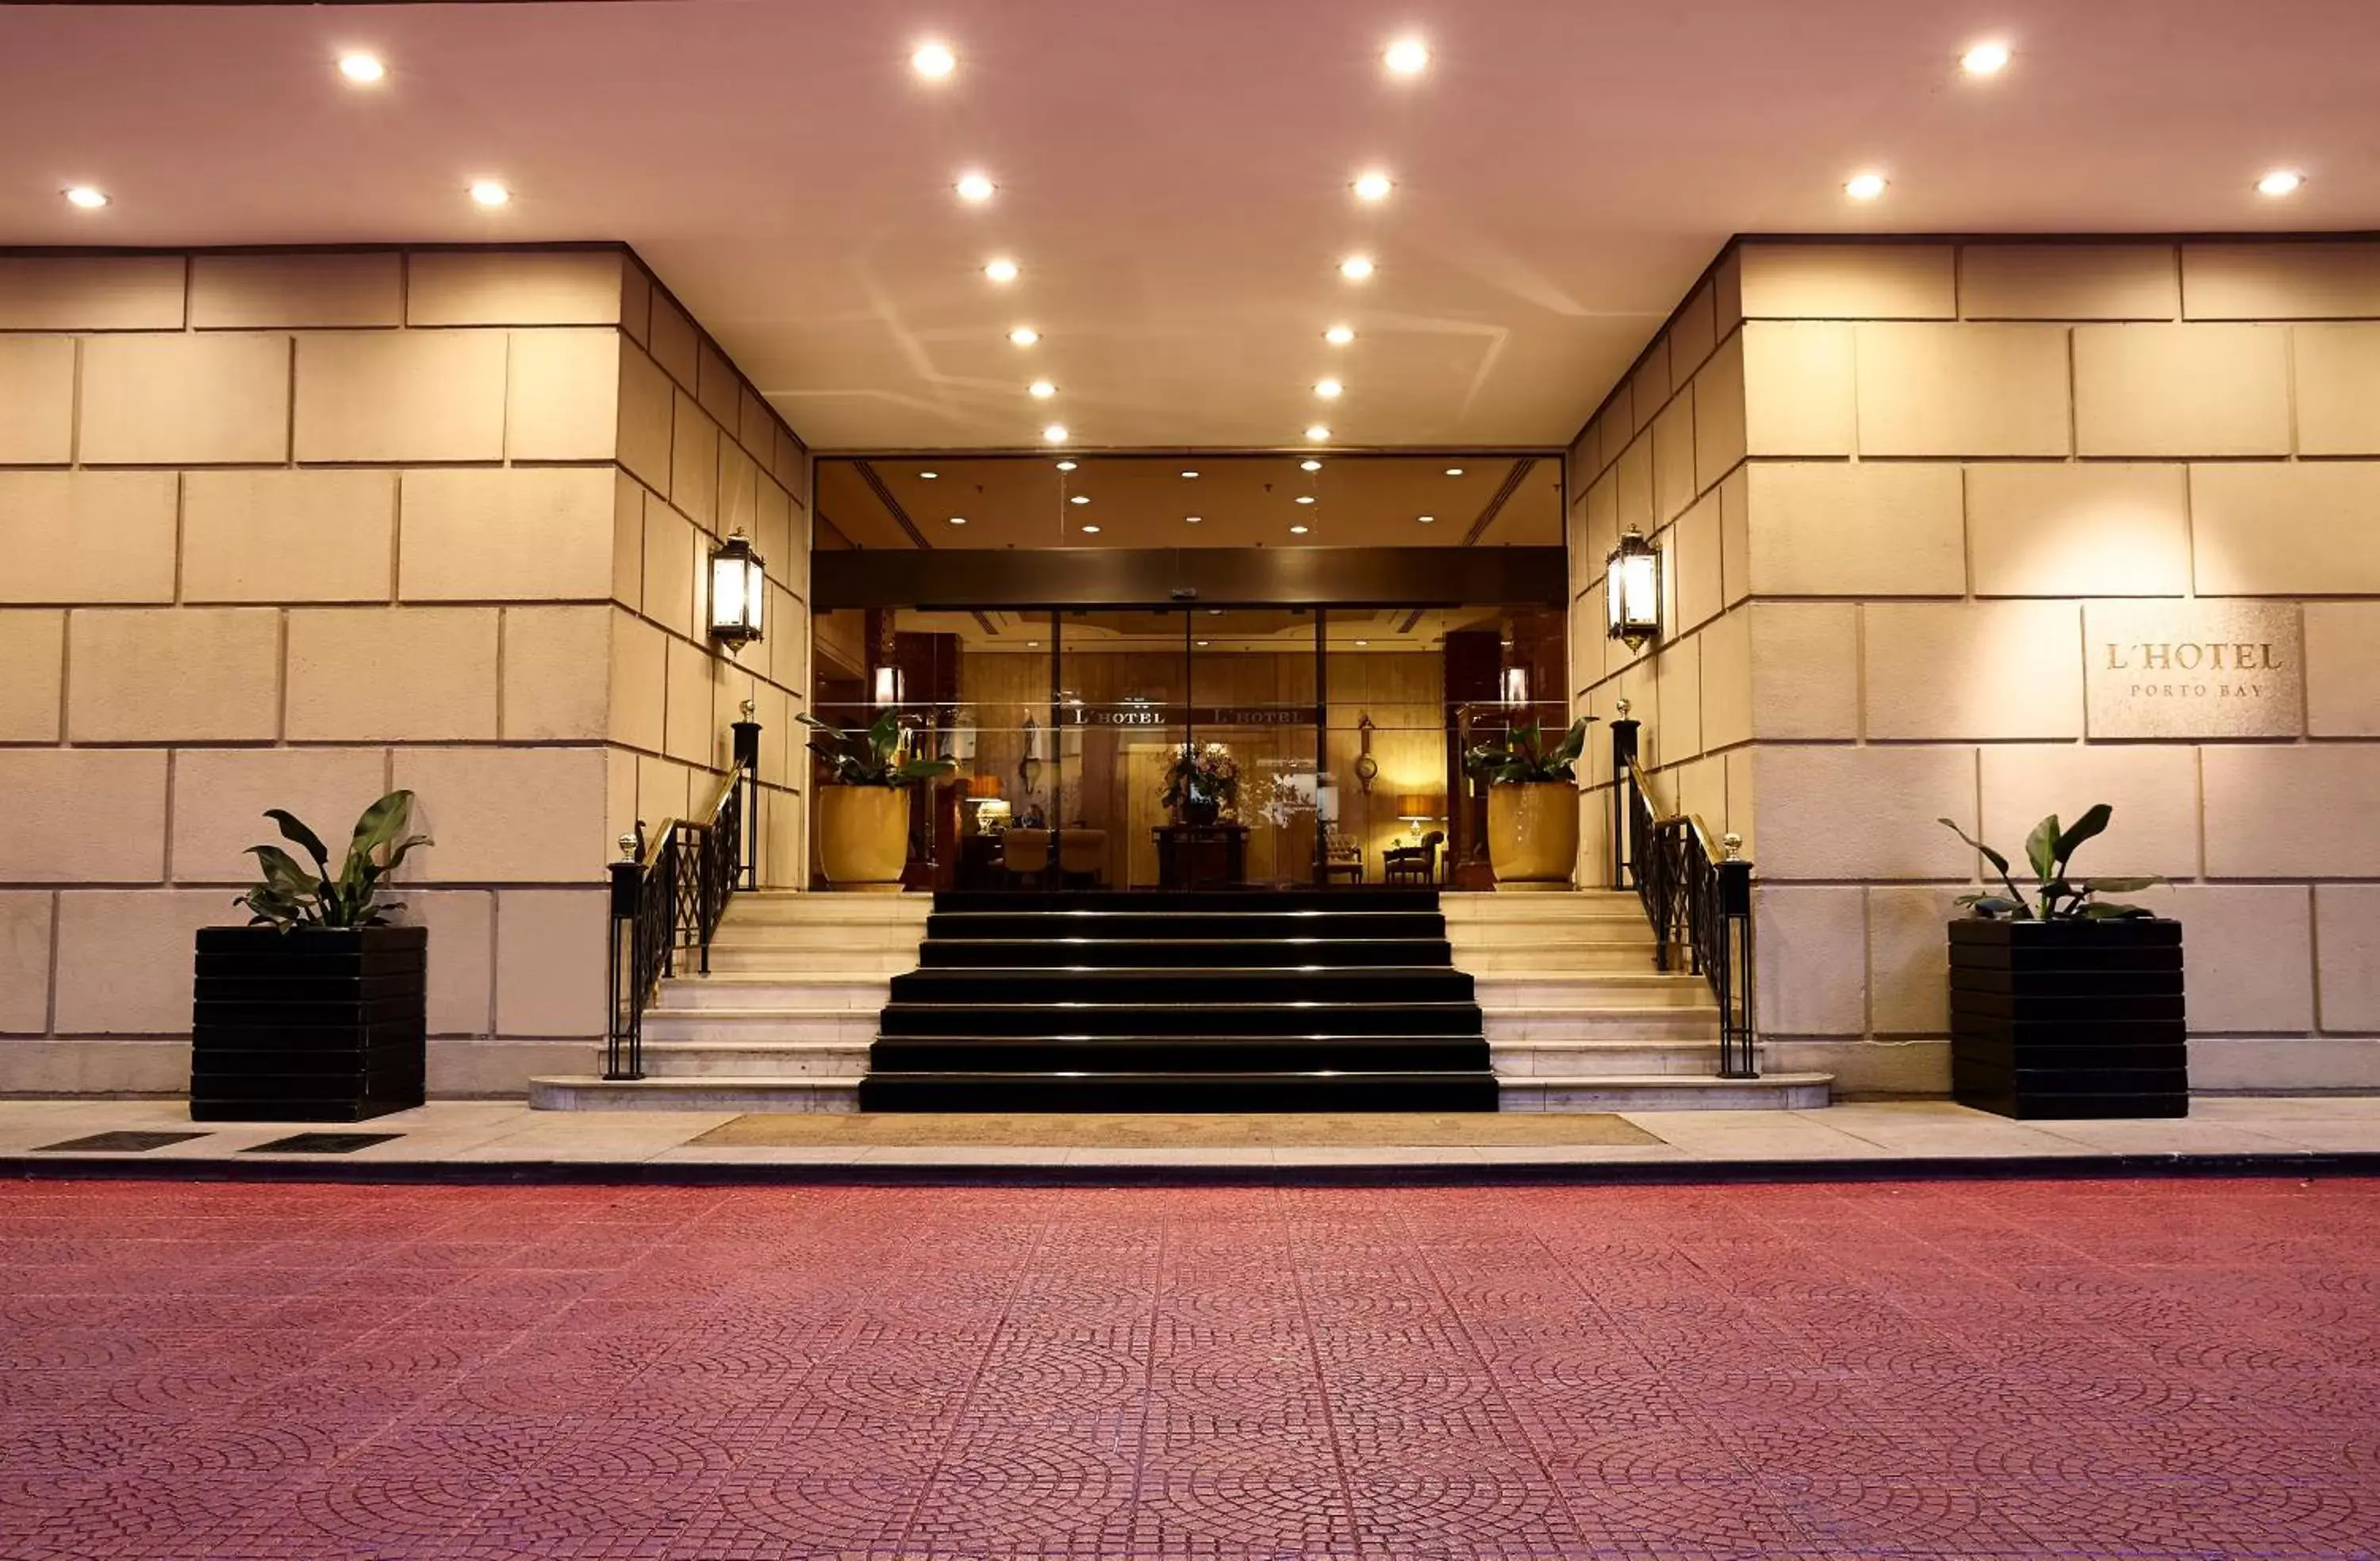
2083, 600, 2302, 738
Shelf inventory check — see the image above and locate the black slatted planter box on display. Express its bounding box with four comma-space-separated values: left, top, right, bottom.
1948, 919, 2186, 1120
191, 926, 427, 1122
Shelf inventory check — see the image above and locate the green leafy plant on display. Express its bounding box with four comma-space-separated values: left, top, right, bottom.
1161, 741, 1241, 813
239, 791, 432, 931
1465, 717, 1591, 784
1937, 804, 2160, 921
797, 710, 958, 788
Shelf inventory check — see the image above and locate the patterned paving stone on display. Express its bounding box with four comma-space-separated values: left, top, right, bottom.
2, 1176, 2378, 1558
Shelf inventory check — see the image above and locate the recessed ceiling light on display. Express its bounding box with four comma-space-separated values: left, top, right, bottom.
62, 186, 109, 209
1296, 495, 1317, 505
1960, 40, 2010, 75
1418, 514, 1436, 524
1353, 171, 1394, 202
912, 41, 956, 79
1290, 524, 1311, 535
1080, 524, 1100, 534
1054, 458, 1077, 470
1445, 466, 1464, 476
1314, 379, 1343, 400
955, 171, 996, 202
2257, 169, 2305, 197
985, 258, 1019, 283
1354, 639, 1369, 647
1184, 516, 1202, 524
1028, 380, 1057, 399
1300, 458, 1322, 471
947, 516, 967, 525
1042, 424, 1069, 443
1180, 470, 1199, 478
1339, 255, 1375, 282
1844, 171, 1888, 201
468, 180, 510, 207
1070, 494, 1090, 504
1009, 326, 1039, 346
1028, 640, 1041, 647
1384, 36, 1430, 75
336, 52, 386, 84
1197, 639, 1211, 646
1324, 324, 1355, 346
919, 470, 939, 480
1304, 425, 1331, 442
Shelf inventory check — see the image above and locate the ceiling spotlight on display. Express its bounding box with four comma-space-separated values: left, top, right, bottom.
1296, 495, 1317, 505
1009, 326, 1039, 346
1445, 467, 1464, 476
1180, 470, 1199, 478
1290, 524, 1311, 535
985, 258, 1019, 283
1300, 458, 1322, 471
1197, 639, 1211, 646
912, 41, 956, 79
955, 171, 996, 202
2258, 169, 2305, 197
1353, 171, 1394, 202
1384, 36, 1430, 75
336, 52, 386, 84
919, 470, 939, 479
1340, 255, 1375, 282
1069, 494, 1090, 505
1054, 458, 1077, 470
1960, 40, 2010, 75
1844, 171, 1888, 201
1314, 379, 1343, 400
1028, 380, 1057, 399
468, 179, 510, 207
1185, 516, 1203, 524
1418, 515, 1435, 524
1042, 424, 1069, 443
1304, 425, 1331, 442
947, 516, 967, 526
1080, 524, 1100, 534
1324, 324, 1355, 346
1354, 639, 1369, 647
62, 186, 109, 209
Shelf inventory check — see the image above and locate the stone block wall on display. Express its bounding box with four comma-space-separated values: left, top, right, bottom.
0, 245, 812, 1096
1568, 236, 2380, 1095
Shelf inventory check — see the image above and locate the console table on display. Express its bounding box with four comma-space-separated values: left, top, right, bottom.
1152, 823, 1248, 890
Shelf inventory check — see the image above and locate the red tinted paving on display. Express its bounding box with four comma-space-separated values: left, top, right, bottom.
2, 1177, 2378, 1560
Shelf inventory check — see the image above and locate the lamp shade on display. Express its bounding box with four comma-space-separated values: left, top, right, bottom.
708, 530, 766, 650
1396, 793, 1437, 820
1606, 527, 1660, 650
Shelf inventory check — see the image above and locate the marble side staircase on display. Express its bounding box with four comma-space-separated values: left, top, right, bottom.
529, 888, 1830, 1111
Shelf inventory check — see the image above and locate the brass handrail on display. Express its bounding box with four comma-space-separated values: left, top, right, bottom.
632, 766, 743, 870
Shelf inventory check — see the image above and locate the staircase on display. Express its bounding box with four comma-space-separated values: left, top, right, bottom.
531, 888, 1829, 1111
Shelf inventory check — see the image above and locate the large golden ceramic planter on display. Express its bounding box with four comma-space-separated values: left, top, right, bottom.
1488, 781, 1579, 892
816, 786, 912, 892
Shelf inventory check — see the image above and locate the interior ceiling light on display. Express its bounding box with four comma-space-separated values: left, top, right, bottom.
1008, 326, 1039, 346
1295, 495, 1317, 505
1180, 470, 1199, 478
1355, 639, 1369, 647
1324, 324, 1355, 346
1384, 36, 1430, 75
1042, 424, 1069, 443
912, 41, 956, 78
1339, 255, 1375, 282
1184, 516, 1202, 524
1054, 458, 1077, 470
1304, 425, 1331, 442
1070, 494, 1090, 504
467, 180, 510, 207
1300, 458, 1322, 471
1197, 639, 1211, 646
1418, 514, 1436, 524
955, 171, 996, 202
947, 516, 967, 525
1028, 380, 1056, 398
1080, 524, 1100, 534
62, 186, 109, 209
1960, 40, 2010, 75
1353, 171, 1394, 201
919, 470, 939, 479
985, 258, 1019, 282
1844, 171, 1888, 201
1314, 379, 1343, 400
2258, 169, 2305, 197
336, 52, 386, 84
1290, 524, 1311, 535
1445, 466, 1464, 476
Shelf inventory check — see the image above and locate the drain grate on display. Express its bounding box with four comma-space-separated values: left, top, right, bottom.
241, 1132, 402, 1156
33, 1130, 211, 1154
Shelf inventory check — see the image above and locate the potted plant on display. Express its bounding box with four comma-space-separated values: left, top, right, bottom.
799, 711, 958, 890
192, 791, 432, 1122
1937, 805, 2183, 1119
1161, 741, 1240, 827
1465, 717, 1591, 891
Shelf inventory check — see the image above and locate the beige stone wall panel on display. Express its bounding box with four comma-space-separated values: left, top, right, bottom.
169, 747, 389, 884
180, 469, 397, 604
1957, 244, 2178, 321
1652, 388, 1697, 524
1752, 884, 1868, 1034
1853, 323, 2071, 458
2315, 885, 2380, 1033
640, 504, 700, 638
1976, 743, 2201, 880
1626, 343, 1668, 435
2073, 324, 2291, 457
1751, 746, 1977, 880
1669, 281, 1718, 378
1692, 331, 1748, 490
190, 253, 403, 328
1696, 608, 1752, 752
2306, 603, 2380, 737
1614, 432, 1653, 539
1741, 321, 1856, 455
398, 467, 618, 600
67, 607, 281, 742
1743, 462, 1965, 597
0, 610, 65, 741
286, 606, 500, 741
53, 891, 228, 1033
616, 342, 676, 493
388, 888, 494, 1035
1738, 243, 1956, 320
1863, 601, 2084, 741
1967, 462, 2190, 598
0, 471, 178, 603
1749, 602, 1861, 740
0, 892, 52, 1032
505, 328, 623, 461
405, 250, 625, 326
0, 255, 185, 330
2202, 744, 2380, 878
391, 746, 610, 883
79, 333, 291, 466
2293, 323, 2380, 456
495, 888, 609, 1036
670, 393, 720, 531
1867, 884, 1967, 1035
608, 608, 670, 753
2192, 462, 2380, 596
2182, 241, 2380, 320
1671, 490, 1722, 635
647, 292, 701, 390
2150, 884, 2316, 1034
0, 749, 168, 882
0, 337, 75, 463
501, 604, 612, 742
294, 330, 509, 462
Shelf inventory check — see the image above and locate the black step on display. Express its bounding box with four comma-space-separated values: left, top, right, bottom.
879, 1000, 1486, 1038
933, 888, 1441, 915
888, 966, 1474, 1005
869, 1034, 1491, 1074
919, 937, 1453, 970
858, 1070, 1501, 1113
925, 910, 1451, 942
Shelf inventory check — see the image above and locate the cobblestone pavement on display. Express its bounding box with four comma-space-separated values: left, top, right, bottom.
2, 1176, 2377, 1559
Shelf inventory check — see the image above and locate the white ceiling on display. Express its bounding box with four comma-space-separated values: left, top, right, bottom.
6, 0, 2377, 451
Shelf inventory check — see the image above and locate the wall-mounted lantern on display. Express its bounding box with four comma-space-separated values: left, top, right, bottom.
708, 530, 766, 652
1605, 527, 1660, 651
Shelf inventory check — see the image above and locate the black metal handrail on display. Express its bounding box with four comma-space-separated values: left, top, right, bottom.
605, 712, 762, 1082
1610, 710, 1757, 1080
